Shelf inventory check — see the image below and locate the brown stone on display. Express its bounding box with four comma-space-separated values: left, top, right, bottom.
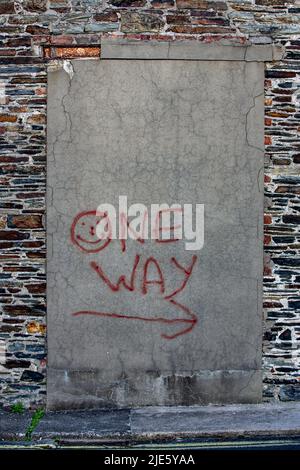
0, 230, 30, 240
4, 305, 33, 315
275, 186, 300, 194
51, 6, 71, 12
272, 158, 291, 165
7, 37, 32, 47
8, 106, 29, 113
273, 95, 292, 103
31, 33, 50, 45
0, 324, 22, 333
24, 0, 47, 12
263, 301, 283, 308
265, 136, 272, 146
109, 0, 146, 6
264, 215, 272, 225
26, 283, 46, 294
166, 14, 191, 24
293, 154, 300, 164
189, 9, 217, 16
166, 25, 233, 33
0, 1, 15, 14
0, 114, 17, 123
263, 260, 272, 276
0, 49, 17, 56
8, 288, 22, 293
266, 70, 296, 78
17, 192, 45, 199
49, 35, 76, 45
4, 266, 39, 272
94, 11, 119, 22
44, 46, 51, 59
256, 0, 286, 5
176, 0, 227, 10
191, 17, 229, 26
7, 214, 43, 229
50, 46, 101, 59
21, 241, 45, 248
26, 25, 50, 35
266, 111, 291, 118
0, 216, 6, 229
26, 114, 46, 124
11, 76, 47, 84
272, 89, 294, 95
265, 118, 272, 126
36, 87, 46, 95
26, 321, 46, 334
121, 12, 164, 33
26, 251, 46, 259
0, 242, 14, 249
151, 0, 175, 7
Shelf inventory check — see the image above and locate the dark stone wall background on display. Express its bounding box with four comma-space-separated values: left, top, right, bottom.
0, 0, 299, 407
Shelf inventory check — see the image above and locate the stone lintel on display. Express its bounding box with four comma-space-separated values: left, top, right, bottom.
101, 39, 284, 62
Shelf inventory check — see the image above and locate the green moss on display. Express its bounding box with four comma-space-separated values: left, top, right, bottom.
11, 402, 25, 414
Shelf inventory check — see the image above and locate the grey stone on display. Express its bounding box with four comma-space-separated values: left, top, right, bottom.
101, 39, 279, 61
279, 385, 300, 402
63, 13, 92, 22
0, 411, 31, 439
84, 23, 119, 33
47, 58, 264, 409
245, 44, 273, 61
51, 24, 85, 34
251, 36, 273, 44
32, 409, 130, 438
273, 44, 285, 61
101, 39, 170, 59
130, 403, 300, 436
47, 369, 262, 409
1, 404, 300, 441
64, 25, 85, 34
121, 12, 165, 33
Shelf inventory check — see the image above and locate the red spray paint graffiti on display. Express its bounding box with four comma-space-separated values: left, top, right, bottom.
70, 210, 198, 339
70, 210, 111, 253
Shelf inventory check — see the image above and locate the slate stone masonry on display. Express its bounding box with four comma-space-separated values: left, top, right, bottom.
0, 0, 299, 407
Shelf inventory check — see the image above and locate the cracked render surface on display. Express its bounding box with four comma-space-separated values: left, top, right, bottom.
47, 58, 264, 409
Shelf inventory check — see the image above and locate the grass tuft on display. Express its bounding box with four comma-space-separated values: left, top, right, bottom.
25, 408, 45, 441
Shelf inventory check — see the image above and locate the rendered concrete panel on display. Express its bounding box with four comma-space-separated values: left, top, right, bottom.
47, 59, 264, 409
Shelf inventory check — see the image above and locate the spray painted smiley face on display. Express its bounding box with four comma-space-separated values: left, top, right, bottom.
70, 210, 111, 253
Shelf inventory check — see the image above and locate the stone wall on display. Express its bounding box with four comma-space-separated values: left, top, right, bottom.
0, 0, 299, 407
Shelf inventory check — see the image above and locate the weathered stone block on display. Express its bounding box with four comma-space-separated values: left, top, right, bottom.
47, 46, 101, 59
151, 0, 175, 7
176, 0, 228, 10
0, 0, 15, 14
84, 23, 119, 33
0, 114, 17, 122
25, 25, 50, 35
24, 0, 47, 12
7, 215, 43, 229
108, 0, 146, 7
121, 12, 164, 33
